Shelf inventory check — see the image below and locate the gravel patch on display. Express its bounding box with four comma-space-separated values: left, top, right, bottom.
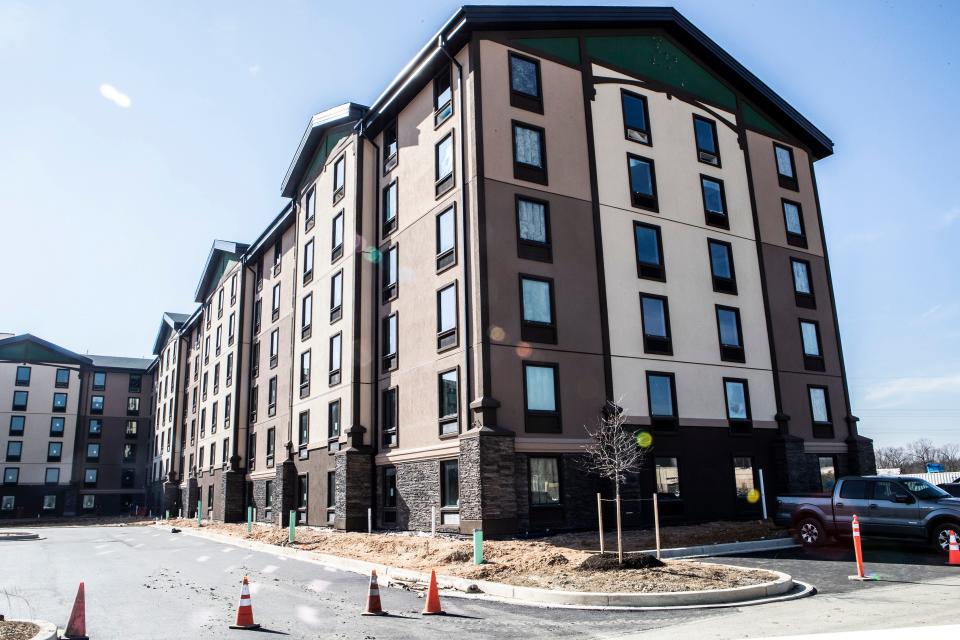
0, 620, 40, 640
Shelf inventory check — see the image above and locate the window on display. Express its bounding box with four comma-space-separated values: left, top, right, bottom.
125, 420, 138, 437
55, 368, 70, 388
440, 460, 459, 513
326, 471, 336, 521
701, 176, 728, 228
723, 378, 752, 430
207, 485, 214, 511
47, 441, 62, 462
3, 468, 18, 485
708, 239, 737, 294
9, 416, 24, 436
128, 374, 142, 393
266, 427, 275, 467
298, 411, 310, 451
520, 276, 556, 344
200, 408, 206, 437
217, 288, 225, 317
120, 468, 135, 489
209, 442, 216, 468
330, 271, 343, 322
301, 293, 313, 339
435, 133, 455, 196
529, 457, 560, 506
45, 468, 60, 485
435, 206, 456, 270
382, 179, 398, 235
42, 494, 56, 510
328, 399, 341, 439
86, 443, 100, 461
254, 299, 262, 334
516, 196, 551, 262
782, 199, 806, 247
269, 329, 279, 368
329, 333, 342, 385
224, 394, 232, 429
382, 387, 398, 447
93, 371, 106, 390
198, 447, 205, 469
127, 397, 141, 416
88, 419, 102, 437
222, 438, 229, 464
382, 244, 398, 301
818, 456, 836, 491
800, 320, 824, 370
438, 369, 459, 436
791, 258, 815, 308
523, 363, 560, 433
774, 143, 798, 190
437, 284, 458, 350
271, 283, 281, 321
215, 325, 223, 354
50, 392, 67, 412
693, 115, 720, 166
12, 390, 28, 411
303, 239, 315, 284
646, 372, 677, 426
383, 466, 397, 517
382, 315, 398, 371
267, 376, 277, 417
211, 400, 218, 432
509, 52, 542, 112
228, 312, 236, 344
6, 441, 22, 462
627, 153, 658, 211
655, 457, 681, 499
634, 222, 664, 281
80, 494, 95, 510
84, 468, 98, 486
202, 372, 208, 399
15, 366, 30, 386
1, 496, 14, 510
123, 443, 136, 463
332, 210, 344, 261
621, 89, 650, 144
304, 187, 316, 230
635, 291, 675, 358
90, 395, 103, 414
333, 155, 346, 202
716, 306, 745, 362
809, 386, 833, 437
273, 237, 283, 270
231, 273, 238, 302
733, 457, 756, 500
299, 350, 311, 397
434, 65, 452, 126
204, 336, 210, 362
512, 122, 547, 184
226, 353, 234, 386
383, 120, 398, 171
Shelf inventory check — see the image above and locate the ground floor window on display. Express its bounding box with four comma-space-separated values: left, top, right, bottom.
382, 466, 397, 524
818, 456, 836, 491
1, 496, 13, 511
297, 474, 308, 512
440, 460, 459, 525
529, 457, 561, 506
326, 471, 336, 523
207, 485, 214, 513
655, 457, 681, 499
43, 495, 56, 511
733, 457, 756, 500
264, 480, 273, 513
82, 495, 95, 510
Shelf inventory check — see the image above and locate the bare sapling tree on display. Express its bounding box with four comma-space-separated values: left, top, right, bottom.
582, 399, 650, 564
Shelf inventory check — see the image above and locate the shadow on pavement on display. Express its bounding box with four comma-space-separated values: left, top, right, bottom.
724, 538, 947, 567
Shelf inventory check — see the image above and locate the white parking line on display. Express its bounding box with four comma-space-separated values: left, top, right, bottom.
262, 565, 278, 574
196, 555, 210, 563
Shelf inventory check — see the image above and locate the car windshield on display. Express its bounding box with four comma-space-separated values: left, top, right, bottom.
901, 478, 951, 499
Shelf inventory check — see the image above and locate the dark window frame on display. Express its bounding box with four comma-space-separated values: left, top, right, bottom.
639, 293, 673, 355
646, 371, 678, 429
707, 238, 738, 294
634, 221, 665, 281
55, 368, 70, 388
515, 194, 552, 262
267, 376, 277, 417
621, 88, 651, 145
790, 257, 816, 309
382, 244, 398, 302
773, 142, 799, 190
519, 274, 557, 344
298, 410, 310, 452
382, 178, 399, 237
440, 458, 459, 510
383, 120, 399, 172
511, 120, 548, 185
437, 367, 460, 438
528, 455, 563, 508
329, 332, 342, 386
782, 198, 808, 248
89, 394, 103, 415
434, 131, 455, 197
328, 399, 341, 440
433, 65, 453, 127
715, 305, 745, 363
382, 314, 399, 371
799, 319, 825, 371
508, 51, 543, 113
6, 441, 22, 462
382, 387, 399, 448
627, 152, 659, 212
692, 114, 721, 167
331, 209, 345, 262
436, 284, 459, 352
700, 174, 729, 229
12, 390, 28, 412
722, 377, 753, 432
51, 392, 68, 413
9, 416, 25, 436
332, 154, 346, 203
299, 349, 312, 398
435, 205, 457, 272
808, 384, 834, 438
522, 361, 561, 433
15, 366, 30, 387
302, 238, 315, 285
330, 269, 343, 323
304, 186, 316, 232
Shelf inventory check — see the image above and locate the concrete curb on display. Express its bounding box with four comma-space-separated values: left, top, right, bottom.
162, 524, 800, 609
3, 620, 58, 640
0, 531, 40, 541
636, 536, 800, 559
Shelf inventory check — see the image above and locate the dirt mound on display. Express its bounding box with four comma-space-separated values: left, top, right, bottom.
579, 553, 664, 571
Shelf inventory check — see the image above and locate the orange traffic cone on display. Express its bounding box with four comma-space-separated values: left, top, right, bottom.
361, 569, 387, 616
63, 582, 88, 640
422, 570, 444, 615
948, 531, 960, 566
229, 576, 261, 630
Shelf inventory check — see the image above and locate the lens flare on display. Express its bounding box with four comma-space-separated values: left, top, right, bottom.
364, 247, 381, 263
635, 431, 653, 448
489, 325, 506, 341
515, 342, 533, 358
746, 489, 761, 504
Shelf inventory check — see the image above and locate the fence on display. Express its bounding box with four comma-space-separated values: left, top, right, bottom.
876, 470, 960, 485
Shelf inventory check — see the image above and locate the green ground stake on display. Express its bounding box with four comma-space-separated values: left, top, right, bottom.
289, 511, 296, 543
473, 528, 484, 565
197, 501, 202, 527
247, 506, 253, 533
165, 510, 169, 521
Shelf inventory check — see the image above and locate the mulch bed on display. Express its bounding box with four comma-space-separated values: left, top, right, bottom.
0, 620, 40, 640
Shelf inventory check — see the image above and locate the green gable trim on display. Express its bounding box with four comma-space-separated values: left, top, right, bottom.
740, 100, 787, 138
510, 37, 580, 65
586, 35, 736, 111
0, 340, 88, 366
303, 126, 352, 190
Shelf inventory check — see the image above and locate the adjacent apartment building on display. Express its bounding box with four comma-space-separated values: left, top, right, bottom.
147, 5, 875, 533
0, 333, 153, 518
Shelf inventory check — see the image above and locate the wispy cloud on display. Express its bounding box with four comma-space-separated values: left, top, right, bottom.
937, 208, 960, 229
864, 374, 960, 408
99, 83, 131, 108
920, 304, 943, 320
248, 64, 260, 76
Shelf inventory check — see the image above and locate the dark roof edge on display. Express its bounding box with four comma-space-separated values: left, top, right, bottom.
244, 202, 295, 262
0, 333, 92, 366
193, 240, 249, 303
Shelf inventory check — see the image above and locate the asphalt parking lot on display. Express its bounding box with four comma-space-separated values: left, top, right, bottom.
1, 525, 957, 639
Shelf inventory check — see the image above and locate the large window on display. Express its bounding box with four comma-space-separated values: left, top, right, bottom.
716, 306, 745, 362
52, 392, 67, 413
774, 143, 798, 190
266, 427, 275, 467
267, 377, 277, 416
529, 457, 561, 507
123, 443, 137, 463
301, 293, 313, 339
15, 366, 30, 386
382, 387, 398, 447
440, 460, 459, 515
640, 294, 672, 355
12, 391, 28, 411
328, 399, 341, 439
436, 206, 456, 271
382, 179, 398, 235
627, 154, 658, 211
84, 468, 98, 486
523, 363, 560, 433
723, 378, 752, 429
6, 441, 22, 462
383, 120, 398, 171
3, 468, 19, 485
269, 329, 279, 368
93, 371, 106, 391
55, 368, 70, 388
818, 456, 836, 491
9, 416, 25, 436
438, 369, 459, 436
509, 52, 542, 112
304, 187, 316, 230
782, 199, 806, 247
329, 333, 342, 385
701, 176, 728, 227
47, 441, 62, 462
127, 397, 140, 416
634, 222, 664, 281
434, 65, 452, 126
128, 374, 142, 393
330, 270, 343, 322
520, 276, 555, 344
512, 121, 547, 184
733, 457, 756, 500
125, 420, 138, 437
800, 320, 824, 370
708, 239, 737, 294
646, 372, 677, 425
808, 386, 833, 438
333, 155, 346, 202
90, 395, 103, 414
331, 210, 344, 261
655, 457, 681, 499
303, 239, 315, 284
271, 283, 281, 320
435, 133, 454, 196
299, 350, 311, 397
326, 472, 335, 522
791, 258, 815, 308
45, 468, 60, 485
298, 411, 310, 450
437, 284, 458, 350
621, 89, 650, 144
516, 197, 551, 262
88, 419, 102, 437
382, 315, 398, 371
693, 115, 720, 166
382, 245, 398, 301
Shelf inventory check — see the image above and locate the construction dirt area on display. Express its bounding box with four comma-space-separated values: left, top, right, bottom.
167, 519, 786, 593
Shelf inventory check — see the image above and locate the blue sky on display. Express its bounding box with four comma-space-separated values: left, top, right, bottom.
0, 1, 956, 448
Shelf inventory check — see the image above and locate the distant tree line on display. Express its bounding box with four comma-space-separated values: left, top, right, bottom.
874, 438, 960, 472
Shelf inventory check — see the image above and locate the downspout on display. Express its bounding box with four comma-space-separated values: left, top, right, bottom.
288, 205, 300, 459
231, 259, 248, 471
